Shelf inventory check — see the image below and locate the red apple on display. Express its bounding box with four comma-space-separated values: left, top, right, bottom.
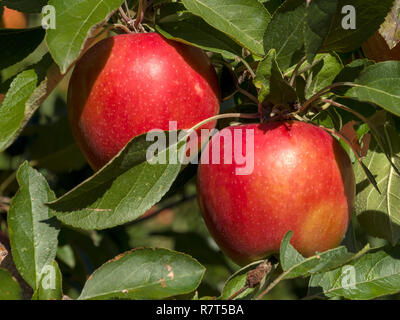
1, 6, 27, 29
67, 32, 220, 170
197, 121, 355, 266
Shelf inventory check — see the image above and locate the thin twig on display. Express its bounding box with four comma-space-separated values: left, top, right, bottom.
0, 196, 10, 213
237, 56, 256, 79
298, 82, 358, 114
255, 269, 287, 300
124, 0, 131, 19
289, 57, 306, 86
297, 56, 326, 76
237, 87, 260, 105
0, 171, 17, 196
135, 0, 146, 27
118, 7, 131, 24
111, 23, 132, 34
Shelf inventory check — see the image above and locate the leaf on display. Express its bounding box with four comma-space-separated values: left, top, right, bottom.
78, 248, 205, 300
0, 71, 37, 151
279, 232, 355, 280
0, 28, 45, 70
0, 0, 48, 13
156, 13, 242, 59
219, 260, 264, 300
48, 131, 187, 230
31, 261, 63, 300
261, 0, 282, 15
304, 0, 338, 62
354, 116, 400, 245
305, 53, 343, 99
0, 53, 63, 152
321, 0, 394, 53
379, 0, 400, 49
46, 0, 125, 74
263, 0, 306, 70
254, 49, 297, 104
181, 0, 271, 56
7, 162, 60, 291
309, 245, 400, 300
0, 268, 21, 300
332, 59, 374, 96
56, 245, 75, 269
345, 61, 400, 117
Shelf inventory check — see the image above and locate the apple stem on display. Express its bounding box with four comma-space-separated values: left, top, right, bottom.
124, 0, 132, 19
134, 0, 148, 28
188, 112, 260, 133
119, 7, 131, 25
111, 23, 132, 34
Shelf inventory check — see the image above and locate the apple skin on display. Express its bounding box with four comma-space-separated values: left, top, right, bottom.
197, 121, 355, 266
362, 31, 400, 62
1, 7, 27, 29
67, 33, 220, 170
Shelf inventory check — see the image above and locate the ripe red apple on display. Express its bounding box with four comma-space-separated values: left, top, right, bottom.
362, 31, 400, 62
197, 121, 355, 266
0, 6, 27, 29
68, 32, 220, 170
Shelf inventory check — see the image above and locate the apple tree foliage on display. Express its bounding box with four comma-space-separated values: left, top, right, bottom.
1, 0, 400, 300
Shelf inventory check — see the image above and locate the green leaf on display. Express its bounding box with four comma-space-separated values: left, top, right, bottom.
0, 53, 63, 152
305, 53, 343, 99
0, 70, 37, 151
379, 0, 400, 49
279, 232, 355, 280
261, 0, 282, 15
332, 59, 374, 96
156, 13, 242, 59
0, 268, 21, 300
345, 61, 400, 117
8, 162, 60, 291
56, 245, 75, 269
279, 231, 305, 271
0, 0, 48, 13
354, 115, 400, 245
48, 131, 187, 230
254, 49, 297, 104
79, 248, 205, 300
31, 261, 63, 300
303, 0, 338, 62
309, 245, 400, 300
0, 28, 45, 70
321, 0, 394, 53
182, 0, 271, 56
46, 0, 125, 74
263, 0, 306, 69
219, 260, 264, 300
